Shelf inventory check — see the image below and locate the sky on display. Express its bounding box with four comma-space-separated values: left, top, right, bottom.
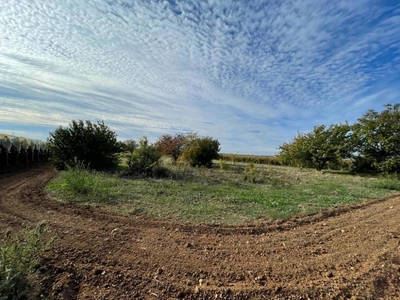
0, 0, 399, 155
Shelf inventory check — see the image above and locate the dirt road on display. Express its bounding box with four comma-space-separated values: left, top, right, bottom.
0, 164, 399, 299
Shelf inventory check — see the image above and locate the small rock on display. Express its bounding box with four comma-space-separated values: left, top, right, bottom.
255, 275, 266, 281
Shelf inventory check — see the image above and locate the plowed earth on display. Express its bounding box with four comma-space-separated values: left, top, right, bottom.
0, 164, 399, 299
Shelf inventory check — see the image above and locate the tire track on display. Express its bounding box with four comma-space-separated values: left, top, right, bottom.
0, 165, 399, 299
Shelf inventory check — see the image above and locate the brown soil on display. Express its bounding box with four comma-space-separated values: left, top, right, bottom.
1, 164, 399, 299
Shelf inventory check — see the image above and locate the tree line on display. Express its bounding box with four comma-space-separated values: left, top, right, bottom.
47, 120, 220, 177
279, 103, 400, 174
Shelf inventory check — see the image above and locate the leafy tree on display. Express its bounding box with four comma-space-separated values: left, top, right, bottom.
121, 139, 138, 154
155, 133, 187, 161
127, 137, 162, 177
279, 132, 314, 169
352, 103, 400, 174
178, 134, 220, 168
279, 123, 351, 171
48, 120, 119, 170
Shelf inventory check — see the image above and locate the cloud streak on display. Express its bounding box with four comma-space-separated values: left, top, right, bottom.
0, 0, 399, 154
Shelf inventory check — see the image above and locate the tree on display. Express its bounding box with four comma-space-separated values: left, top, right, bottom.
178, 134, 220, 168
155, 133, 187, 161
352, 103, 400, 174
48, 120, 120, 170
279, 123, 351, 171
121, 139, 138, 154
127, 137, 162, 177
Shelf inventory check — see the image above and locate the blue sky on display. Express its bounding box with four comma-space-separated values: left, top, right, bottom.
0, 0, 399, 155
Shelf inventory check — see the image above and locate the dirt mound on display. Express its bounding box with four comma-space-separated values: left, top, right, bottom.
1, 164, 399, 299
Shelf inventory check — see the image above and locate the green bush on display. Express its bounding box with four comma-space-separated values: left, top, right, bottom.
0, 222, 54, 299
48, 120, 120, 170
127, 137, 162, 177
178, 135, 220, 168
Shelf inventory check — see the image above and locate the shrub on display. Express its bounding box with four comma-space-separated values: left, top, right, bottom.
245, 162, 256, 174
219, 159, 228, 170
178, 135, 220, 168
120, 139, 138, 154
0, 222, 54, 299
155, 133, 187, 161
127, 137, 162, 177
48, 120, 120, 170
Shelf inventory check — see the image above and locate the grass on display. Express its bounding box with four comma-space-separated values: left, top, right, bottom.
0, 222, 54, 299
46, 162, 400, 224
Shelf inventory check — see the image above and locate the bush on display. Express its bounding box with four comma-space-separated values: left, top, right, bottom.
155, 133, 187, 161
48, 120, 120, 170
0, 222, 54, 299
178, 135, 220, 168
120, 139, 138, 154
127, 137, 162, 177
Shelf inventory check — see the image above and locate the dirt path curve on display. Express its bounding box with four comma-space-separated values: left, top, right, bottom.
0, 164, 399, 299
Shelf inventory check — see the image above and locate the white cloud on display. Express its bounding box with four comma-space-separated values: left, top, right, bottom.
0, 0, 399, 153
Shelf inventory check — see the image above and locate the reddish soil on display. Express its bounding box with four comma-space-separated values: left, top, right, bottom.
0, 164, 399, 299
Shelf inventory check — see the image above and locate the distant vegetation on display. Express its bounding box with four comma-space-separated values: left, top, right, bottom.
48, 122, 220, 175
219, 154, 281, 165
279, 103, 400, 174
45, 104, 400, 224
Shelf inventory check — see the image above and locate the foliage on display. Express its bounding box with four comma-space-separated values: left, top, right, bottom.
127, 137, 163, 177
245, 162, 256, 174
120, 139, 138, 154
352, 103, 400, 174
178, 134, 220, 168
47, 162, 400, 224
219, 154, 281, 165
219, 159, 228, 170
0, 222, 54, 299
279, 123, 352, 171
48, 120, 120, 170
46, 166, 125, 204
155, 133, 187, 161
371, 176, 400, 191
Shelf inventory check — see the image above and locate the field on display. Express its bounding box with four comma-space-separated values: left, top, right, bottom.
46, 161, 400, 223
1, 162, 400, 299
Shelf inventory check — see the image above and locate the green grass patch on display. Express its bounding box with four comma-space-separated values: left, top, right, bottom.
0, 222, 54, 299
46, 162, 400, 224
46, 168, 126, 204
370, 177, 400, 191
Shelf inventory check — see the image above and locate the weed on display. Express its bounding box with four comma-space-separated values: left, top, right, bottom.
0, 222, 54, 299
370, 177, 400, 191
219, 160, 228, 170
46, 168, 124, 204
47, 163, 400, 224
